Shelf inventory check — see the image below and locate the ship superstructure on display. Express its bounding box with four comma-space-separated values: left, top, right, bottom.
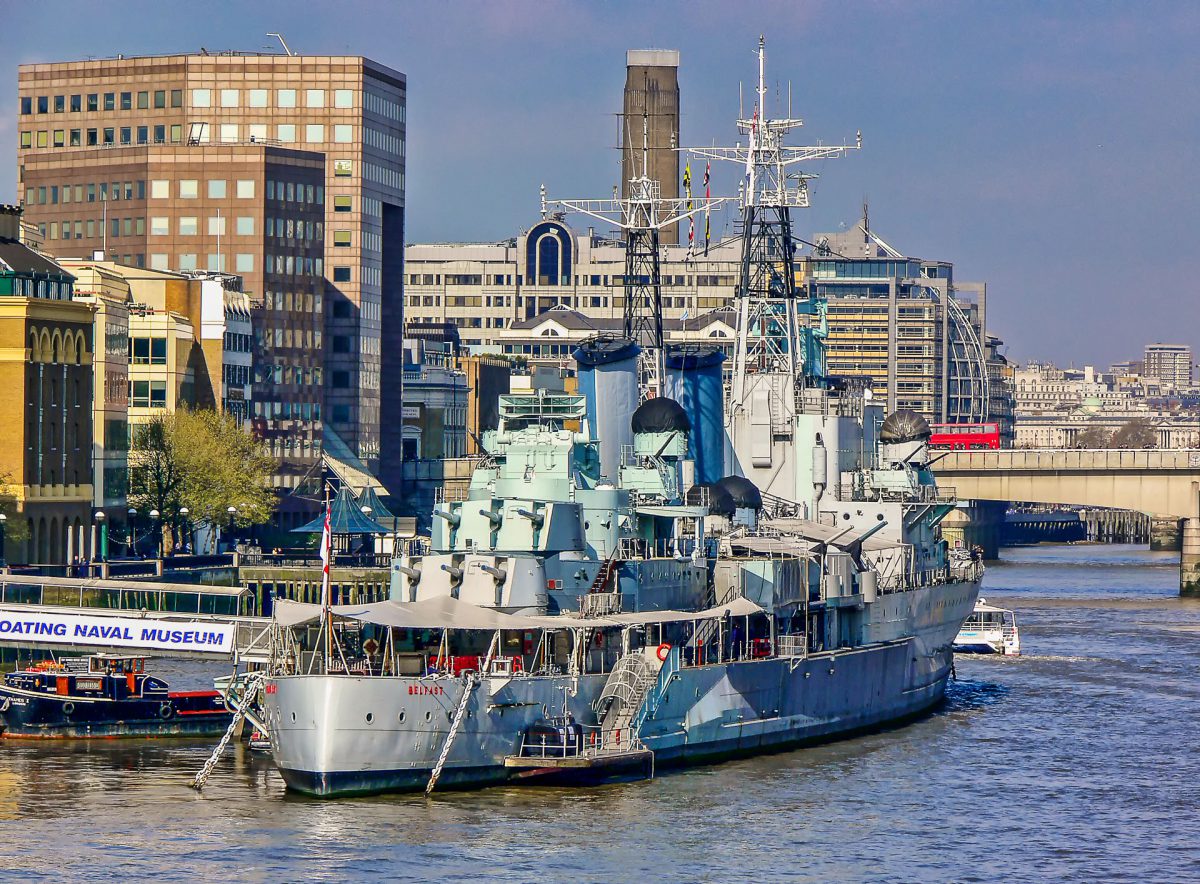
257, 38, 984, 798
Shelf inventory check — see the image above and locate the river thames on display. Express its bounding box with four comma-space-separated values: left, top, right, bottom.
0, 543, 1196, 883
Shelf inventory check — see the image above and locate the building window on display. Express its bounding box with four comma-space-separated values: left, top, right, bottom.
220, 88, 239, 108
137, 126, 148, 144
19, 97, 31, 115
333, 231, 352, 247
235, 254, 254, 273
157, 90, 169, 109
208, 179, 227, 199
153, 124, 165, 143
150, 217, 168, 235
150, 180, 169, 199
192, 89, 211, 108
333, 266, 351, 282
19, 132, 31, 149
102, 127, 114, 145
334, 89, 354, 109
86, 128, 98, 146
54, 95, 65, 113
334, 160, 353, 177
235, 216, 254, 235
119, 127, 131, 145
333, 196, 353, 213
277, 89, 296, 108
206, 254, 225, 272
170, 124, 182, 143
86, 93, 98, 111
305, 89, 325, 108
69, 94, 81, 112
236, 180, 255, 199
179, 217, 198, 235
305, 124, 325, 143
179, 180, 198, 198
103, 92, 115, 111
179, 253, 198, 271
120, 91, 132, 110
333, 124, 353, 143
137, 91, 149, 109
207, 215, 226, 235
219, 124, 238, 143
277, 124, 295, 143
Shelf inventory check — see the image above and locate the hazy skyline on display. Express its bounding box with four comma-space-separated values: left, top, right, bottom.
3, 0, 1197, 368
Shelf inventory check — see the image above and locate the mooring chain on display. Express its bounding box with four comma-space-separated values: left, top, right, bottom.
192, 671, 267, 791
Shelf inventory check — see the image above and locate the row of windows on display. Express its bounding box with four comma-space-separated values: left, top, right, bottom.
222, 363, 251, 386
363, 161, 404, 192
130, 380, 168, 408
131, 337, 167, 365
254, 400, 322, 422
25, 180, 145, 206
224, 332, 252, 353
144, 253, 255, 273
262, 290, 321, 313
266, 180, 324, 205
20, 90, 182, 116
150, 178, 255, 199
43, 218, 144, 241
191, 88, 355, 110
21, 124, 182, 149
5, 277, 74, 300
405, 271, 735, 289
266, 254, 325, 277
265, 217, 323, 241
258, 325, 323, 351
190, 121, 358, 145
148, 215, 252, 237
364, 91, 405, 123
258, 364, 323, 387
364, 126, 403, 156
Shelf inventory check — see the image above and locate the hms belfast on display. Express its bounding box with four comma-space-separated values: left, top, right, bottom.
260, 38, 983, 797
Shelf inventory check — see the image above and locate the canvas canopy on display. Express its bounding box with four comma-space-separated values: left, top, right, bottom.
271, 594, 765, 632
758, 517, 905, 552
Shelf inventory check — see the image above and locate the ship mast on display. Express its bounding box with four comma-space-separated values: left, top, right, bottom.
687, 35, 861, 401
542, 107, 729, 399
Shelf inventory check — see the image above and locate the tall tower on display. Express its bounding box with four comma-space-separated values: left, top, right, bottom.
621, 50, 680, 245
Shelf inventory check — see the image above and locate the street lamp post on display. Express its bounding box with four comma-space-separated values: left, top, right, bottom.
179, 507, 190, 555
126, 507, 137, 556
94, 511, 108, 575
227, 505, 237, 552
0, 512, 8, 568
149, 509, 162, 559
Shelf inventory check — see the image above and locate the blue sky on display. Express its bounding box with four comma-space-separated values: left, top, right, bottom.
3, 0, 1197, 367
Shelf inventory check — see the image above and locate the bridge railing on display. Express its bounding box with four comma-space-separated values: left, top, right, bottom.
934, 449, 1200, 471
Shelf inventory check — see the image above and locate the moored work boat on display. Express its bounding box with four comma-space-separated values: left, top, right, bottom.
0, 654, 232, 738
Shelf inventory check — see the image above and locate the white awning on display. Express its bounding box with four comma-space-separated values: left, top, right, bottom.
603, 595, 765, 625
758, 517, 905, 551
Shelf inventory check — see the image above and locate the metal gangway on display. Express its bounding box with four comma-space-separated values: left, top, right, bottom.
0, 573, 273, 663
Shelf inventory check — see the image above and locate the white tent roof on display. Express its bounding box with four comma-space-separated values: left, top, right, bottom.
272, 594, 764, 632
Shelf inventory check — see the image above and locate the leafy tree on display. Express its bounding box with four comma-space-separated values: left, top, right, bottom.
0, 471, 30, 555
1110, 418, 1157, 449
1074, 425, 1112, 449
130, 409, 276, 553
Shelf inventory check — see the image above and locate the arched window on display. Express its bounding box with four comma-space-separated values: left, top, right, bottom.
525, 221, 572, 287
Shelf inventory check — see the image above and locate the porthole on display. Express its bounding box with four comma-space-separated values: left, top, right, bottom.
398, 710, 406, 723
425, 710, 432, 722
366, 712, 374, 724
542, 704, 548, 715
290, 711, 296, 722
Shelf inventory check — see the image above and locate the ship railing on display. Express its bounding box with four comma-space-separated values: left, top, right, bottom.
614, 537, 694, 561
776, 634, 807, 658
516, 723, 645, 760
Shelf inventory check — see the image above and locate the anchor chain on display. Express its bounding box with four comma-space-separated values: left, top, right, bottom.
425, 672, 478, 797
192, 671, 267, 792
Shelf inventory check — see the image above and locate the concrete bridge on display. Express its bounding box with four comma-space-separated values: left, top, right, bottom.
931, 449, 1200, 594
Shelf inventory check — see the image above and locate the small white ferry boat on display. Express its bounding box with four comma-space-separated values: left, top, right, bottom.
954, 599, 1020, 656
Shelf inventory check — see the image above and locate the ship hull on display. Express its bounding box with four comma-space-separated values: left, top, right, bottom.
265, 579, 978, 797
0, 689, 232, 739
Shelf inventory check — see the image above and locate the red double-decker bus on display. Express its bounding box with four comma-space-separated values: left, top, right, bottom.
929, 422, 1001, 450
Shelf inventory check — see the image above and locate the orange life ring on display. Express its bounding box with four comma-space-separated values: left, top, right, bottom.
656, 643, 672, 662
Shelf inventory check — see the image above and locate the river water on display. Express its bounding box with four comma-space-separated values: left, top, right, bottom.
1, 543, 1197, 883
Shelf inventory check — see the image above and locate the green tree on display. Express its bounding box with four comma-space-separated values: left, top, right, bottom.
0, 471, 30, 558
1074, 425, 1112, 448
130, 409, 276, 553
1110, 418, 1157, 449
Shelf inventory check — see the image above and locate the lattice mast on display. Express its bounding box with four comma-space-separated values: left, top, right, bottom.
686, 36, 862, 403
542, 111, 728, 398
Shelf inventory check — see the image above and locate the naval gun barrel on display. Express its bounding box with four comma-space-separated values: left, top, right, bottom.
516, 508, 544, 527
479, 508, 503, 526
480, 564, 507, 581
434, 509, 461, 527
395, 565, 421, 581
440, 563, 464, 580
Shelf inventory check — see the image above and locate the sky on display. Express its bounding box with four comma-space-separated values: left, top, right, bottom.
2, 0, 1198, 368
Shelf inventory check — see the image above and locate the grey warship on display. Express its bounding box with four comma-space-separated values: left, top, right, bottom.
260, 39, 983, 797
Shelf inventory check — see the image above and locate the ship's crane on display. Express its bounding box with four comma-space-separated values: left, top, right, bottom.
542, 111, 731, 398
